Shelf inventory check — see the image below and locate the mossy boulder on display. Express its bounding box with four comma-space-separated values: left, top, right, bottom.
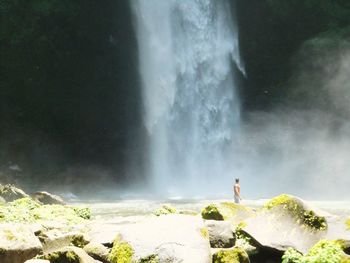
212, 248, 250, 263
282, 239, 350, 263
201, 202, 254, 226
0, 197, 90, 224
154, 204, 177, 216
264, 194, 327, 231
108, 235, 134, 263
39, 246, 97, 263
0, 184, 28, 202
37, 229, 90, 253
242, 194, 328, 254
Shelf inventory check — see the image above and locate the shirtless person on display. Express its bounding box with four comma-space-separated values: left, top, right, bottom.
234, 178, 241, 204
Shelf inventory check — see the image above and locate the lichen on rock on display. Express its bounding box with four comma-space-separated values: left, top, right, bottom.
108, 235, 134, 263
212, 248, 250, 263
201, 202, 253, 226
154, 204, 177, 216
0, 197, 90, 224
264, 194, 327, 231
282, 239, 349, 263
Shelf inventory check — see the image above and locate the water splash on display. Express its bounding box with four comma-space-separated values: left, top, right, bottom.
132, 0, 243, 196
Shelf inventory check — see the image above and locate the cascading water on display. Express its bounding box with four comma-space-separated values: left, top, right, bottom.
132, 0, 244, 196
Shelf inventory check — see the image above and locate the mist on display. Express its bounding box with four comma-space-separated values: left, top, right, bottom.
233, 40, 350, 200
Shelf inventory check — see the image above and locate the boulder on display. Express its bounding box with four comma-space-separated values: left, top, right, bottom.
108, 214, 211, 263
31, 191, 65, 205
205, 220, 235, 248
0, 184, 28, 202
39, 246, 101, 263
36, 228, 89, 253
201, 202, 254, 226
242, 195, 327, 254
84, 242, 110, 263
0, 223, 43, 263
212, 247, 250, 263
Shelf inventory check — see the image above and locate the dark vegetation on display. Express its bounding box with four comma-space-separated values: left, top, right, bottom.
1, 0, 350, 188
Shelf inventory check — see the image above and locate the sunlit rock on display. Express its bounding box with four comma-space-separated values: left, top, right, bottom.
108, 214, 211, 262
31, 191, 65, 205
0, 223, 43, 263
242, 194, 328, 254
36, 228, 89, 253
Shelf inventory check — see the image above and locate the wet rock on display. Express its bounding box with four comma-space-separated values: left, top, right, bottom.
0, 223, 43, 263
0, 184, 28, 202
31, 191, 65, 205
205, 220, 235, 248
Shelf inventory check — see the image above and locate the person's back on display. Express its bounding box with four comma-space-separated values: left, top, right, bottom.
233, 178, 241, 204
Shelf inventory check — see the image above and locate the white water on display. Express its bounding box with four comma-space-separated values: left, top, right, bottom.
132, 0, 243, 196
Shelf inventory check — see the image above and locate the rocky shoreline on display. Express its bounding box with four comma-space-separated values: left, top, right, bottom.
0, 184, 349, 263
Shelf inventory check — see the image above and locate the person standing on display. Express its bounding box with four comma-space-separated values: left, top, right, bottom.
234, 178, 241, 204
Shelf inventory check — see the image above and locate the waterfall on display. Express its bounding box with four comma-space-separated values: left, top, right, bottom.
132, 0, 243, 196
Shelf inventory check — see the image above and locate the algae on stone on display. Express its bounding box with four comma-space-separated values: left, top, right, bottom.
264, 194, 327, 231
212, 248, 250, 263
201, 204, 224, 221
154, 204, 177, 216
108, 236, 134, 263
0, 197, 90, 224
282, 239, 348, 263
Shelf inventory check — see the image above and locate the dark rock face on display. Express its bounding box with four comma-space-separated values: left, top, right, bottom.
0, 184, 28, 202
31, 191, 65, 205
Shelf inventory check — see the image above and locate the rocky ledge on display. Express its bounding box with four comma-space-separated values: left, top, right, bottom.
0, 185, 349, 263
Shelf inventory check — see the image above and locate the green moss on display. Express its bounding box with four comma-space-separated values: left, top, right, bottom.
40, 250, 80, 263
0, 197, 90, 224
70, 235, 89, 248
282, 240, 347, 263
264, 194, 327, 231
108, 236, 134, 263
154, 204, 177, 216
201, 204, 224, 220
212, 248, 250, 263
139, 254, 159, 263
72, 206, 91, 219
